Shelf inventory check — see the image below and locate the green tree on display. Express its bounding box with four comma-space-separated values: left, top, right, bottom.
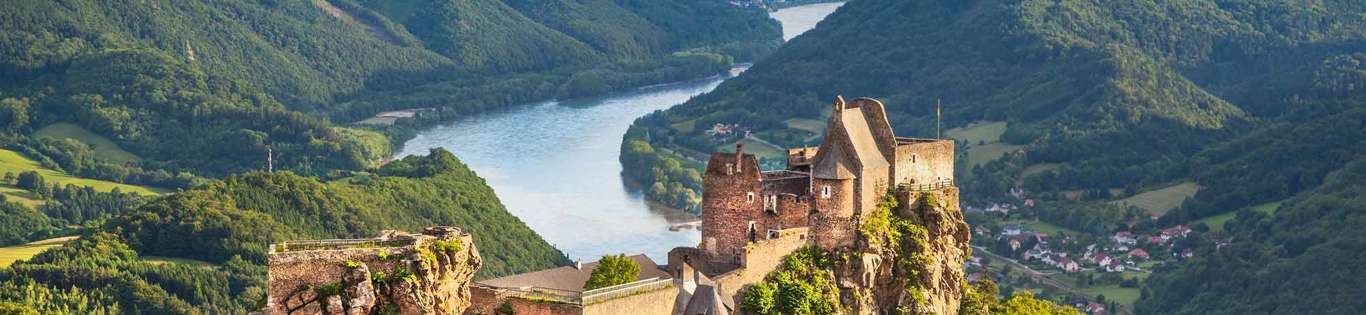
0, 98, 29, 132
741, 282, 777, 314
584, 254, 640, 290
14, 171, 42, 190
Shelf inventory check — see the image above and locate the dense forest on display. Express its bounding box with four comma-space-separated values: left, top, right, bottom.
0, 0, 780, 180
624, 0, 1364, 312
0, 149, 569, 313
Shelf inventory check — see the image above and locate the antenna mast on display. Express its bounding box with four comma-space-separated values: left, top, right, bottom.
266, 145, 274, 173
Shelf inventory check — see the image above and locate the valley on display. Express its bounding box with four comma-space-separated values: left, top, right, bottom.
395, 3, 845, 262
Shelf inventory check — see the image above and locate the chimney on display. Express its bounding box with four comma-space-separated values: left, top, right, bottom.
735, 143, 745, 168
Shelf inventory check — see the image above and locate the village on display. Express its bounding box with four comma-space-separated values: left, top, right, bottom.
958, 190, 1217, 315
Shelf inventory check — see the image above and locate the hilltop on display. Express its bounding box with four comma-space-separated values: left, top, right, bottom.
623, 0, 1365, 312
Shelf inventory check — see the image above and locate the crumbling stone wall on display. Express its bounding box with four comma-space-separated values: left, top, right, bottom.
266, 227, 481, 315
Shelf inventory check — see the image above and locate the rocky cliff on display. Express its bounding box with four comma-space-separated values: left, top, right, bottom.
736, 188, 971, 315
839, 187, 972, 315
265, 227, 483, 315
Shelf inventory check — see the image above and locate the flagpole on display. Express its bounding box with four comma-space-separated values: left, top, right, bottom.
936, 98, 942, 140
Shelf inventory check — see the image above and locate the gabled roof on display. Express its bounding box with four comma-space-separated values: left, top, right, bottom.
813, 102, 893, 179
840, 107, 890, 170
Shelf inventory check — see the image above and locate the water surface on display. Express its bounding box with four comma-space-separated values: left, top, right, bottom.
399, 3, 843, 262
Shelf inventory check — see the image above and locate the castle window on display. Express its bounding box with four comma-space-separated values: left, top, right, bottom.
768, 230, 780, 240
748, 222, 757, 242
725, 163, 734, 175
912, 154, 917, 163
763, 195, 777, 213
821, 185, 832, 198
746, 192, 755, 204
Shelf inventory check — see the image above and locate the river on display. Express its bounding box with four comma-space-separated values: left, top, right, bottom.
398, 3, 844, 262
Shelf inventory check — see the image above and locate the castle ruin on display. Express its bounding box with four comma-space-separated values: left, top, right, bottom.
667, 96, 965, 314
264, 97, 967, 315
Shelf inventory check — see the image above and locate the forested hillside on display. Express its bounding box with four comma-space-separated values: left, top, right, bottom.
0, 149, 569, 313
0, 0, 780, 180
623, 0, 1365, 311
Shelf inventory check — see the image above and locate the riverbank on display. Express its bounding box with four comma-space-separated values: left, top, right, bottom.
387, 2, 846, 262
616, 3, 846, 211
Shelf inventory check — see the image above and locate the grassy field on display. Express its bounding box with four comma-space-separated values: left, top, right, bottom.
1193, 201, 1282, 232
717, 138, 787, 160
670, 118, 697, 132
785, 118, 825, 133
1020, 163, 1061, 178
785, 118, 827, 142
1017, 220, 1081, 236
1251, 201, 1282, 215
945, 121, 1020, 169
1111, 182, 1201, 215
965, 143, 1021, 169
33, 123, 141, 164
0, 149, 164, 196
1078, 285, 1140, 307
946, 121, 1007, 144
0, 186, 45, 208
0, 236, 76, 268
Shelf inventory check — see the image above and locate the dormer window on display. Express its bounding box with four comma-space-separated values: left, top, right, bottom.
821, 185, 832, 198
725, 163, 734, 175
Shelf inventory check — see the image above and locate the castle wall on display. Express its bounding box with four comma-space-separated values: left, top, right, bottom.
759, 174, 812, 229
893, 140, 954, 188
583, 285, 676, 315
856, 165, 890, 216
702, 152, 764, 264
714, 228, 812, 304
501, 297, 581, 315
811, 178, 854, 217
810, 213, 859, 249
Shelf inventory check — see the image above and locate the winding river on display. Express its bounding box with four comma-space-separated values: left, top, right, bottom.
398, 3, 844, 262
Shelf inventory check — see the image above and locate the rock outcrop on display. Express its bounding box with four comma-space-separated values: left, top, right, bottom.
848, 187, 971, 315
264, 227, 482, 315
